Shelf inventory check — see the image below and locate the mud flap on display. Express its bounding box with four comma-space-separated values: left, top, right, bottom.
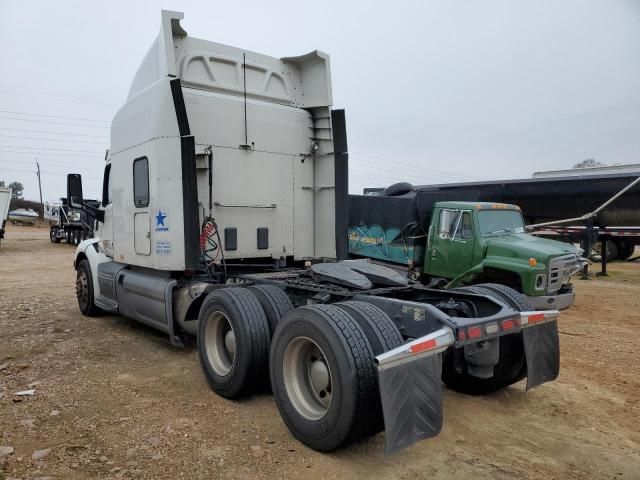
523, 320, 560, 390
377, 354, 444, 455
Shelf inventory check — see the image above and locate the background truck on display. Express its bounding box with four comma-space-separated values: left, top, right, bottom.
68, 10, 564, 455
0, 187, 11, 245
48, 197, 99, 245
349, 188, 586, 310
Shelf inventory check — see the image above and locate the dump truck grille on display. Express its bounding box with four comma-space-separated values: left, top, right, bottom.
548, 254, 581, 292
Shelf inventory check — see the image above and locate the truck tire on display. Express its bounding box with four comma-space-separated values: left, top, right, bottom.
381, 182, 415, 197
442, 283, 531, 394
335, 301, 403, 355
270, 304, 378, 451
617, 242, 635, 260
197, 288, 270, 399
76, 259, 102, 316
50, 227, 61, 243
247, 285, 294, 335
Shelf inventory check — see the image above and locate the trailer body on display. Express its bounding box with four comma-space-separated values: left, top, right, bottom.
69, 10, 563, 454
0, 187, 11, 243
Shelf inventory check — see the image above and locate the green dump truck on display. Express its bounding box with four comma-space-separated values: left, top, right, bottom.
349, 192, 587, 310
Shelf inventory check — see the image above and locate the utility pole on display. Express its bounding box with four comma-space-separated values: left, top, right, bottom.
36, 159, 43, 219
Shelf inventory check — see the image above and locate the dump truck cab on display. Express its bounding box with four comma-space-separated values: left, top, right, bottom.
426, 201, 584, 309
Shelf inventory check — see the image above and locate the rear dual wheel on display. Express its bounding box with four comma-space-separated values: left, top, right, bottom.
197, 285, 293, 398
270, 302, 402, 451
197, 289, 404, 451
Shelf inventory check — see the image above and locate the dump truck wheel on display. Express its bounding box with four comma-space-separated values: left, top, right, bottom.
197, 288, 270, 399
76, 259, 102, 317
247, 285, 294, 335
50, 228, 61, 243
270, 304, 378, 451
442, 284, 531, 394
335, 301, 403, 355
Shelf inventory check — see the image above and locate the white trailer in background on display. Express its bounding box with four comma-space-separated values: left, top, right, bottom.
0, 187, 11, 244
67, 10, 565, 454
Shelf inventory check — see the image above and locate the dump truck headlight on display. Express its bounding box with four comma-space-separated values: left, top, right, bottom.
535, 273, 547, 291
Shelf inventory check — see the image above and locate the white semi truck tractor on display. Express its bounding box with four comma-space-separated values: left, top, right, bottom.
69, 10, 564, 454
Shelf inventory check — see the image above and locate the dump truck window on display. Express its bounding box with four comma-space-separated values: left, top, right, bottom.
133, 157, 149, 208
453, 212, 472, 240
478, 210, 525, 236
439, 209, 460, 239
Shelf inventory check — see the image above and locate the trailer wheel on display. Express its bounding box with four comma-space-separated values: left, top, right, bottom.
76, 259, 102, 316
617, 242, 635, 260
335, 301, 403, 355
247, 285, 294, 335
270, 304, 378, 451
442, 283, 531, 394
197, 288, 270, 399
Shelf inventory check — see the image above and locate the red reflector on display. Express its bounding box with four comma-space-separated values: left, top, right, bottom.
467, 326, 482, 339
527, 313, 546, 324
409, 338, 437, 354
458, 330, 466, 341
501, 319, 516, 331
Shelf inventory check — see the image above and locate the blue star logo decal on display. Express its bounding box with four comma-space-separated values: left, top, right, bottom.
156, 210, 167, 227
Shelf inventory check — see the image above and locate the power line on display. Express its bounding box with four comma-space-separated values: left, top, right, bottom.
0, 149, 104, 159
0, 134, 108, 145
1, 166, 100, 179
0, 88, 117, 107
0, 127, 108, 139
0, 116, 109, 128
0, 110, 110, 124
350, 150, 482, 181
350, 156, 469, 183
0, 158, 101, 171
0, 144, 104, 154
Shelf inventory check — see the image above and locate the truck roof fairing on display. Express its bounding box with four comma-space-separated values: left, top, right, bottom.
127, 10, 332, 109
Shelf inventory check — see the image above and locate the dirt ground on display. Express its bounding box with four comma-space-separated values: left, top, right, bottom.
0, 225, 639, 480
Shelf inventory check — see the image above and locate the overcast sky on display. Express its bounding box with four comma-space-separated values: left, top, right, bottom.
1, 0, 639, 202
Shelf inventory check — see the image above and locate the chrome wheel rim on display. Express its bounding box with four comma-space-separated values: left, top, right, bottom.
283, 337, 333, 420
204, 311, 236, 376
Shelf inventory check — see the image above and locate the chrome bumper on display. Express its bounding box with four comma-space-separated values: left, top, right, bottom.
526, 291, 575, 310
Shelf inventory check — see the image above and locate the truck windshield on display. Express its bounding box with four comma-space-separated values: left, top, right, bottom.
478, 210, 525, 236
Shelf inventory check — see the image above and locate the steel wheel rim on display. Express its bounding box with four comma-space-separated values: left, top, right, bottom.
76, 271, 89, 310
283, 336, 333, 420
204, 311, 236, 376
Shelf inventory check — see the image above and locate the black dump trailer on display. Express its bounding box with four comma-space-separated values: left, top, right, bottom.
50, 197, 100, 245
364, 171, 640, 267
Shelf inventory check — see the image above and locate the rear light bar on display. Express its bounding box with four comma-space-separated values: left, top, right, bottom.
454, 309, 560, 346
519, 310, 560, 327
375, 327, 455, 370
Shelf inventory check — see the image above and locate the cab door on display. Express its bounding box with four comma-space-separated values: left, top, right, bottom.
133, 157, 151, 256
425, 208, 475, 279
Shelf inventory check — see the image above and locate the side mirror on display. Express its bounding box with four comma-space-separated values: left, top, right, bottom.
67, 174, 84, 208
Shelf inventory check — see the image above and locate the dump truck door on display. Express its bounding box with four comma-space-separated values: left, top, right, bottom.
425, 209, 475, 278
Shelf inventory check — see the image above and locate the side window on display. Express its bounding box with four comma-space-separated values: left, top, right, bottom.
133, 157, 149, 208
439, 209, 459, 240
102, 164, 112, 206
453, 212, 473, 240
